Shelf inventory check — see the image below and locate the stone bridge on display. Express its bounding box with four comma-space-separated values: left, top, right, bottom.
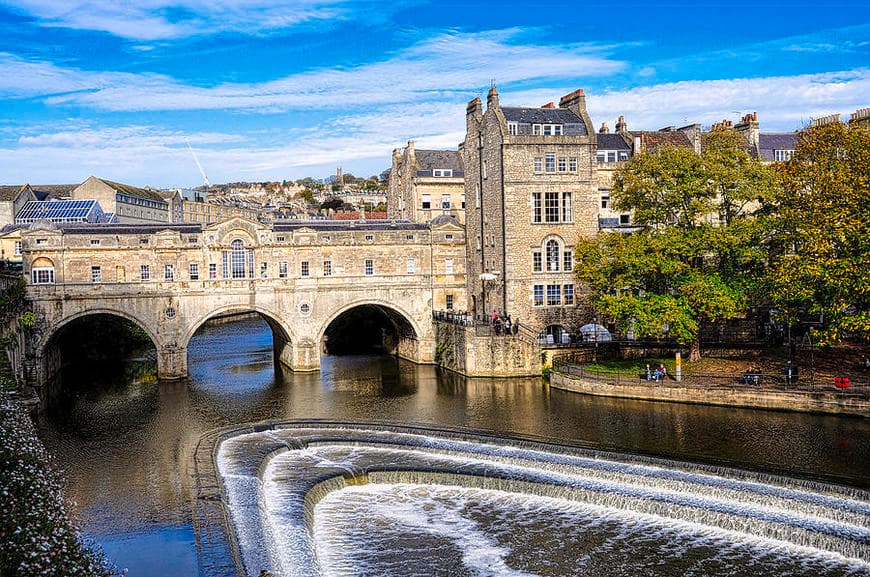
21, 217, 466, 389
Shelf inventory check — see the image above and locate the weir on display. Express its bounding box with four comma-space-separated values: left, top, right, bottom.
211, 423, 870, 577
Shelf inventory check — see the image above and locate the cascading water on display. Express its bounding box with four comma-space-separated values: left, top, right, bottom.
215, 423, 870, 577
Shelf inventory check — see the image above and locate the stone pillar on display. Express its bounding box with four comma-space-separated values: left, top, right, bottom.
290, 339, 320, 372
157, 343, 188, 380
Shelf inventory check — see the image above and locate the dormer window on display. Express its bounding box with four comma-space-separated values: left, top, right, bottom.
508, 122, 518, 135
774, 149, 794, 162
432, 169, 453, 177
533, 124, 563, 136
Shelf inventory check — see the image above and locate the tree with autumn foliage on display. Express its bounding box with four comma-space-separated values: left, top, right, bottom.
764, 119, 870, 345
575, 125, 776, 360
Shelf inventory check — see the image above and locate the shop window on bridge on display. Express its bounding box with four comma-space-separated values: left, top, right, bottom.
31, 257, 55, 284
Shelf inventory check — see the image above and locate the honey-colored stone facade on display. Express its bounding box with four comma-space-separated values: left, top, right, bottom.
387, 141, 466, 224
461, 88, 598, 338
22, 217, 466, 385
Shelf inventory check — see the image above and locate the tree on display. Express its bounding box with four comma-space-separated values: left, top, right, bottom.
764, 120, 870, 345
576, 127, 773, 360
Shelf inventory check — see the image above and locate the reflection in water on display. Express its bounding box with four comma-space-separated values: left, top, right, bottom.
36, 316, 870, 577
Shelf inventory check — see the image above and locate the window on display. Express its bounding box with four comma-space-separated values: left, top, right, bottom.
32, 267, 54, 284
545, 153, 556, 173
14, 241, 21, 256
507, 122, 518, 135
301, 261, 310, 277
140, 265, 150, 281
164, 264, 174, 281
407, 258, 415, 275
36, 238, 47, 245
230, 239, 246, 279
558, 157, 567, 172
620, 214, 631, 225
601, 192, 610, 209
446, 294, 454, 310
91, 266, 102, 283
532, 124, 542, 135
279, 261, 288, 278
322, 235, 331, 243
276, 236, 285, 242
421, 194, 431, 209
562, 192, 572, 223
547, 284, 561, 306
569, 157, 578, 172
209, 263, 217, 279
445, 234, 454, 240
139, 238, 149, 244
532, 192, 542, 223
90, 239, 101, 246
441, 194, 451, 209
406, 234, 415, 241
546, 239, 560, 272
532, 250, 542, 273
365, 234, 374, 241
365, 259, 374, 276
189, 263, 199, 280
323, 260, 332, 276
433, 169, 453, 177
774, 149, 794, 162
533, 285, 544, 307
545, 192, 560, 223
619, 151, 630, 161
461, 194, 466, 209
445, 259, 454, 274
543, 124, 562, 136
259, 262, 267, 278
534, 157, 543, 173
563, 250, 573, 272
563, 284, 575, 306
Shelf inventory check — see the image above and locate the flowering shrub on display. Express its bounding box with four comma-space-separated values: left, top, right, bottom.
0, 393, 120, 576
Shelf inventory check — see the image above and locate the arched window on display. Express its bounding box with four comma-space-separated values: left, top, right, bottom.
545, 239, 560, 272
231, 239, 246, 279
221, 238, 254, 279
31, 257, 55, 284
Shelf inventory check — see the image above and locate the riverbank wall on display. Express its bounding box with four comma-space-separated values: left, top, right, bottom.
550, 371, 870, 417
434, 321, 541, 377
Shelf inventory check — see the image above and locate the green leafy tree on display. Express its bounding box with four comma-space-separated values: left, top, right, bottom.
577, 126, 773, 360
764, 120, 870, 344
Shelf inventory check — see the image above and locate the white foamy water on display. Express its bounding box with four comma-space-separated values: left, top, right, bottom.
216, 424, 870, 577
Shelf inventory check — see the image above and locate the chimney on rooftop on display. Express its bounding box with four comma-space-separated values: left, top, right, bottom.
615, 115, 628, 134
734, 112, 760, 158
599, 122, 609, 134
542, 102, 555, 108
487, 86, 499, 109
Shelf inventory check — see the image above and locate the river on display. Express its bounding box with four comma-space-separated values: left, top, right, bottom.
36, 316, 870, 576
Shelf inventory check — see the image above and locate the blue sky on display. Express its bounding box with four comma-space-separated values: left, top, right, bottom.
1, 0, 868, 188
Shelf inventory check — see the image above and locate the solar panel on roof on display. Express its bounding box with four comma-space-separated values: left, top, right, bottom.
16, 200, 101, 224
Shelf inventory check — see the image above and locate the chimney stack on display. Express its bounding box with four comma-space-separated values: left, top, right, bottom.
599, 122, 609, 134
615, 115, 628, 134
487, 86, 499, 109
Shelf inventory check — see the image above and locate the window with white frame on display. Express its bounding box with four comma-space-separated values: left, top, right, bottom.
601, 191, 610, 209
279, 261, 288, 278
460, 194, 466, 209
189, 263, 199, 280
208, 263, 217, 279
301, 261, 309, 277
558, 157, 567, 172
259, 262, 267, 278
445, 259, 454, 274
365, 259, 374, 276
14, 241, 21, 256
545, 153, 556, 173
230, 239, 247, 279
164, 264, 174, 281
563, 284, 575, 305
433, 168, 453, 177
569, 157, 578, 172
533, 285, 544, 307
534, 157, 543, 173
140, 264, 150, 281
508, 122, 518, 135
547, 284, 561, 306
32, 267, 54, 284
407, 258, 415, 275
441, 194, 451, 209
562, 192, 572, 222
445, 294, 454, 310
563, 250, 573, 273
91, 266, 102, 283
774, 149, 794, 162
545, 239, 560, 272
421, 194, 431, 209
532, 249, 542, 273
543, 124, 562, 135
323, 260, 332, 276
545, 192, 560, 222
532, 192, 542, 223
532, 124, 542, 135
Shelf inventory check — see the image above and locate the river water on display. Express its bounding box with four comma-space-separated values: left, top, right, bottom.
36, 316, 870, 576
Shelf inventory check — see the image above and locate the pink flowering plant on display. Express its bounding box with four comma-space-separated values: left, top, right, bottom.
1, 393, 120, 576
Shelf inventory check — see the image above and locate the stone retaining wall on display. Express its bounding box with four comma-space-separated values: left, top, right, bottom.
435, 321, 541, 377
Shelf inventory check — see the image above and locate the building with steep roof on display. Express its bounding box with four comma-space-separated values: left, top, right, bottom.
0, 185, 37, 226
461, 87, 598, 342
71, 176, 170, 224
388, 141, 466, 224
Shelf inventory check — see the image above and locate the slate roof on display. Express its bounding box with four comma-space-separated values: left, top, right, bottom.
0, 185, 25, 202
273, 220, 428, 232
759, 133, 798, 161
57, 223, 202, 235
501, 107, 585, 127
31, 184, 77, 200
415, 149, 463, 172
96, 178, 167, 203
597, 133, 631, 150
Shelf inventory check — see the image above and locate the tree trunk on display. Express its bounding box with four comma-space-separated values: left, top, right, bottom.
689, 337, 701, 362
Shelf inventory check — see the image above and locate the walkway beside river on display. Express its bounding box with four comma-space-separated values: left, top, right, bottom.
550, 361, 870, 417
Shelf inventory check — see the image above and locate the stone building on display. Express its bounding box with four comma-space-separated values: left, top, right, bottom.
461, 87, 598, 342
71, 176, 170, 224
387, 140, 466, 224
0, 185, 37, 226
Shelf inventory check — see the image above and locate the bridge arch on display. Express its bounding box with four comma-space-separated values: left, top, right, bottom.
318, 299, 424, 360
184, 304, 298, 374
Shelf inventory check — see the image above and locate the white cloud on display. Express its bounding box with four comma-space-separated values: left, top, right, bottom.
3, 0, 359, 41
